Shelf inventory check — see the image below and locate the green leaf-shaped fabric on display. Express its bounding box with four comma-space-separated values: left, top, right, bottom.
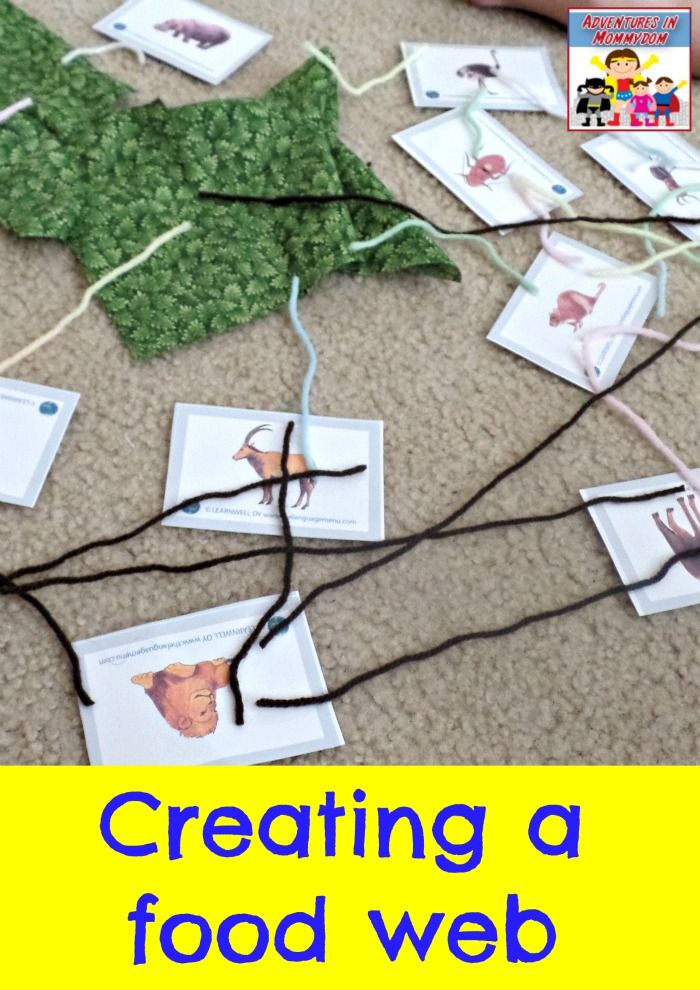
0, 0, 459, 360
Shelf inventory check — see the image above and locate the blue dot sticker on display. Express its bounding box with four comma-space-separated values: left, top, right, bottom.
552, 184, 567, 195
113, 22, 127, 30
426, 90, 440, 99
39, 401, 58, 416
183, 502, 201, 515
267, 615, 290, 636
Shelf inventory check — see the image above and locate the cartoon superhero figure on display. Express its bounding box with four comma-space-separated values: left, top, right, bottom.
575, 77, 614, 126
590, 48, 659, 126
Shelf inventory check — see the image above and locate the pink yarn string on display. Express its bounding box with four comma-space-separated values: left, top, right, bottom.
510, 175, 583, 268
579, 324, 700, 490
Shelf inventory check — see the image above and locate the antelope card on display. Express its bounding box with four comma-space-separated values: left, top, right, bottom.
75, 592, 344, 765
401, 42, 566, 115
582, 470, 700, 616
487, 232, 657, 390
94, 0, 272, 85
0, 377, 79, 508
393, 109, 582, 227
163, 404, 385, 541
582, 132, 700, 240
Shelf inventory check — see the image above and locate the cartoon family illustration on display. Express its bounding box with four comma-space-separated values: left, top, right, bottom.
576, 48, 687, 127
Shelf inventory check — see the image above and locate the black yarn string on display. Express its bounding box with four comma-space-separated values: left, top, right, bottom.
8, 485, 685, 596
9, 464, 365, 582
227, 421, 296, 725
256, 546, 700, 709
259, 309, 700, 647
199, 190, 700, 238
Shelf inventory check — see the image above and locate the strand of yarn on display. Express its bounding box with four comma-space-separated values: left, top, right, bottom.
61, 41, 146, 65
579, 324, 700, 491
289, 276, 318, 467
509, 175, 584, 268
495, 68, 566, 117
0, 221, 192, 375
350, 217, 537, 293
303, 42, 425, 96
0, 96, 33, 124
461, 89, 484, 158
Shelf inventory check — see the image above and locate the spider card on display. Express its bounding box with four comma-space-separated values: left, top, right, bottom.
582, 132, 700, 239
401, 42, 566, 115
393, 109, 582, 227
0, 377, 79, 508
94, 0, 272, 85
487, 233, 657, 390
163, 404, 385, 541
75, 592, 344, 765
582, 470, 700, 615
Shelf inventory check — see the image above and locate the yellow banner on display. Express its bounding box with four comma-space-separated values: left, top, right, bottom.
0, 766, 696, 986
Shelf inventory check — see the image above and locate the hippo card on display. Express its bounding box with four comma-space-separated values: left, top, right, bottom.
75, 592, 344, 765
393, 109, 582, 228
0, 378, 79, 508
582, 470, 700, 616
582, 133, 700, 240
94, 0, 271, 85
162, 405, 385, 541
401, 42, 566, 116
487, 232, 657, 391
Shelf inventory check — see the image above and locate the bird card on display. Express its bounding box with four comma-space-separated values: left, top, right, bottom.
487, 232, 657, 390
582, 132, 700, 239
163, 404, 385, 541
75, 592, 344, 765
94, 0, 271, 85
393, 109, 582, 228
0, 378, 79, 508
582, 470, 700, 616
401, 42, 566, 116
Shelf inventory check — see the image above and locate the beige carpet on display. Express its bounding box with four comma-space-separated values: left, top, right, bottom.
2, 0, 699, 765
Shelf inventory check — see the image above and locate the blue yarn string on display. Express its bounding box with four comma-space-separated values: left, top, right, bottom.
289, 275, 318, 468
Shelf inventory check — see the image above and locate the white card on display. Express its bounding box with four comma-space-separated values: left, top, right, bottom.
0, 378, 79, 508
582, 471, 700, 616
163, 405, 384, 541
393, 108, 582, 228
401, 42, 566, 116
487, 232, 657, 390
75, 592, 343, 765
94, 0, 271, 85
582, 132, 700, 240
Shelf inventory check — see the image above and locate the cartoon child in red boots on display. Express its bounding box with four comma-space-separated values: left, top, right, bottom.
590, 48, 660, 125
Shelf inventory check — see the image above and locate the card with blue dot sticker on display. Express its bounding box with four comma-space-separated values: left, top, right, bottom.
401, 42, 566, 116
0, 377, 79, 508
74, 592, 343, 766
393, 108, 582, 228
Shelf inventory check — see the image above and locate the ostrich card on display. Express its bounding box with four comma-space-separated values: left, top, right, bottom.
582, 470, 700, 616
162, 404, 385, 541
487, 233, 657, 390
0, 378, 79, 508
393, 109, 582, 228
582, 132, 700, 239
401, 42, 566, 116
75, 592, 344, 765
94, 0, 271, 85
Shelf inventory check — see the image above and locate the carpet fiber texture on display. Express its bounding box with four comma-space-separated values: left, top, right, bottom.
2, 0, 699, 765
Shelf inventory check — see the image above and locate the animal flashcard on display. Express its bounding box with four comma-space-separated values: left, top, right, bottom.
401, 42, 566, 115
75, 592, 344, 765
393, 109, 582, 228
163, 405, 384, 541
95, 0, 271, 85
582, 471, 700, 615
582, 132, 700, 240
487, 232, 657, 391
0, 377, 79, 508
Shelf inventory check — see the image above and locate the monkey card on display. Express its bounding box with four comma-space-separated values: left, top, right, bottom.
487, 232, 657, 391
582, 132, 700, 240
162, 404, 385, 542
0, 377, 79, 508
74, 592, 344, 765
401, 42, 566, 116
582, 470, 700, 616
393, 109, 582, 228
94, 0, 271, 85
